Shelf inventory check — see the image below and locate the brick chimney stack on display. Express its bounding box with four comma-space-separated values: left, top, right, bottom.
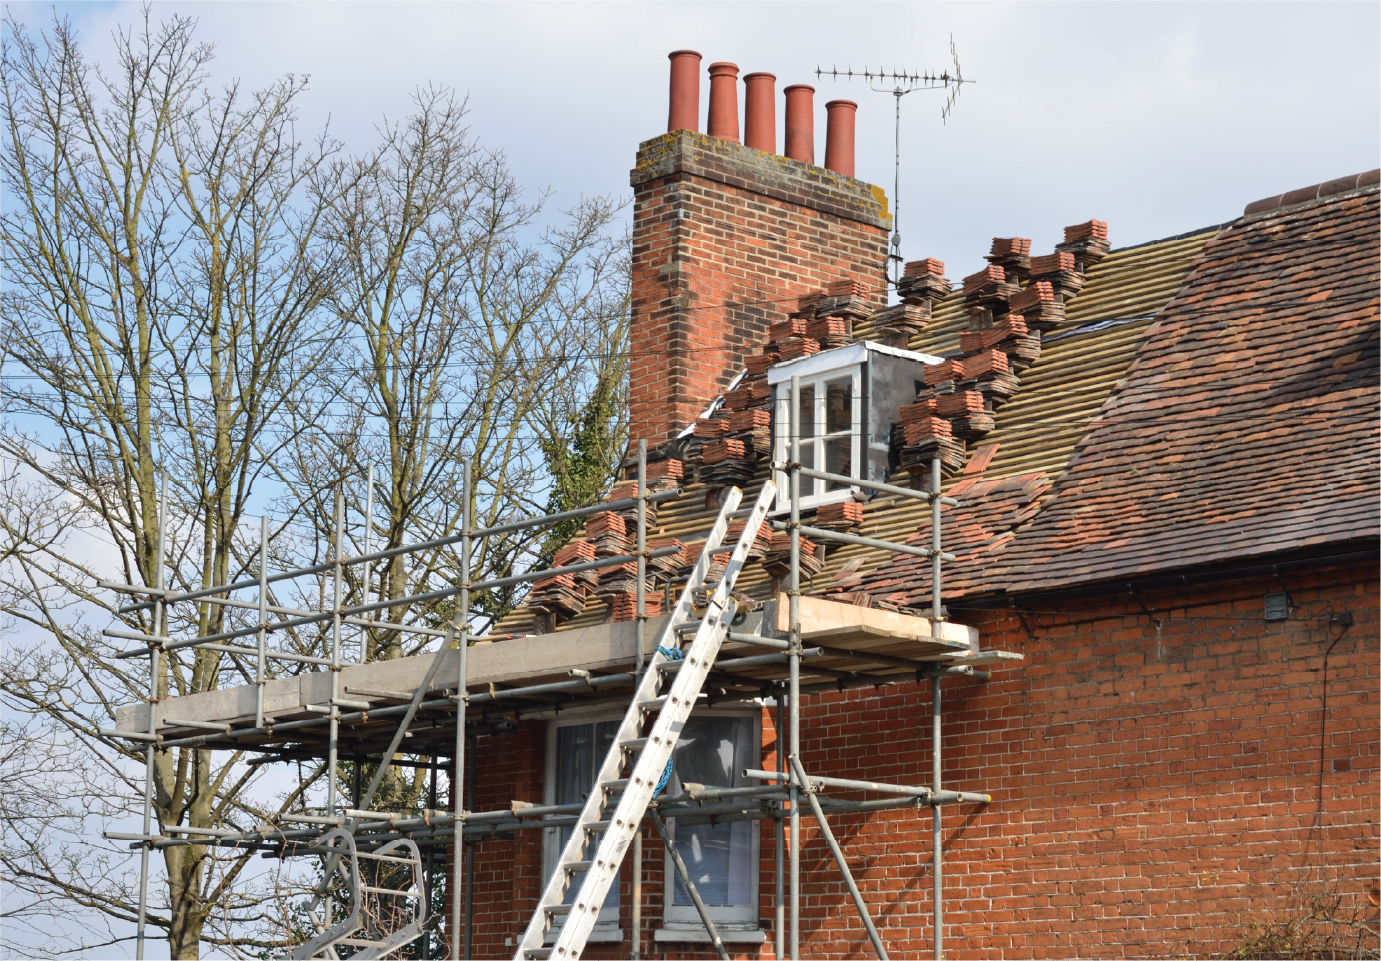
629, 53, 891, 447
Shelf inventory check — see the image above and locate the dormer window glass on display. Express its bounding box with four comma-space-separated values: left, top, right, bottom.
773, 366, 862, 511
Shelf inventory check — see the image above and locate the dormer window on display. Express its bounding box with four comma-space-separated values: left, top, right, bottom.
772, 365, 862, 511
768, 341, 945, 514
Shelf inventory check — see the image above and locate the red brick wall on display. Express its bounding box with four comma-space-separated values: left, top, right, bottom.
628, 131, 890, 447
443, 719, 545, 957
449, 561, 1378, 959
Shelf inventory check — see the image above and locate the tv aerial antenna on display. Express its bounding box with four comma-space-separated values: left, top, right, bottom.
817, 37, 974, 290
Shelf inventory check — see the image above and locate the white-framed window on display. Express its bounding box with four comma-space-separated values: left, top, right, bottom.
659, 710, 761, 939
773, 365, 862, 512
546, 709, 763, 943
544, 714, 623, 942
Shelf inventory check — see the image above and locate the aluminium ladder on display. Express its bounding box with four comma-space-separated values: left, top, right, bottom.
514, 480, 777, 960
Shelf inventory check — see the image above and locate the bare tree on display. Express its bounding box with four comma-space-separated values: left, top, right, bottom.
1, 11, 633, 960
532, 241, 632, 561
1, 11, 341, 957
293, 87, 629, 657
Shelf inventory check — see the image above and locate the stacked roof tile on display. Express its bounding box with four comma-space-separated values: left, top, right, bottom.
894, 225, 1109, 481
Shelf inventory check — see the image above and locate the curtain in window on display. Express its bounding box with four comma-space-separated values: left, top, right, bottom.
555, 720, 621, 909
669, 715, 755, 906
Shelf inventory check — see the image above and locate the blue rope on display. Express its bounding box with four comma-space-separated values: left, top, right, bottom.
652, 646, 682, 795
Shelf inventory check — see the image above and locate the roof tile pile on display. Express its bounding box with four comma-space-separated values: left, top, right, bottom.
984, 236, 1033, 285
597, 560, 654, 597
527, 541, 597, 621
1055, 219, 1111, 273
761, 532, 824, 579
815, 499, 864, 532
725, 519, 774, 560
896, 225, 1108, 479
647, 537, 687, 577
584, 512, 627, 556
609, 591, 663, 622
816, 280, 873, 319
874, 259, 951, 343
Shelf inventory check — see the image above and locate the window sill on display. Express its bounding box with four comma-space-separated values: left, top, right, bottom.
654, 926, 767, 944
545, 926, 622, 944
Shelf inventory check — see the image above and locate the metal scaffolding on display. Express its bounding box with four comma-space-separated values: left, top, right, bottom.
101, 374, 1003, 960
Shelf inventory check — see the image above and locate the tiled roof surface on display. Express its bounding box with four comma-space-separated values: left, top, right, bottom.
860, 473, 1051, 606
993, 188, 1380, 592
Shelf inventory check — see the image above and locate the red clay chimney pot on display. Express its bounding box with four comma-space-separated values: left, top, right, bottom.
824, 99, 858, 178
742, 72, 776, 153
707, 62, 741, 143
783, 84, 815, 164
667, 50, 702, 133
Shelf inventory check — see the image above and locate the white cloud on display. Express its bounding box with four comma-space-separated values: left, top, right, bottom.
9, 0, 1375, 283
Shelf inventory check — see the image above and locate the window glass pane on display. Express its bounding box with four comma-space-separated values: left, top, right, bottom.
824, 376, 853, 434
797, 384, 815, 440
824, 435, 854, 490
556, 721, 620, 909
670, 715, 755, 907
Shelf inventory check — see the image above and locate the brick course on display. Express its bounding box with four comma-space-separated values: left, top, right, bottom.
628, 131, 890, 445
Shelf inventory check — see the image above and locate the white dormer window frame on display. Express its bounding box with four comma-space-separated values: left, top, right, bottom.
771, 363, 862, 513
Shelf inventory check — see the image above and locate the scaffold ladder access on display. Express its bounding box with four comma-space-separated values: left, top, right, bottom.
289, 829, 428, 959
514, 480, 777, 961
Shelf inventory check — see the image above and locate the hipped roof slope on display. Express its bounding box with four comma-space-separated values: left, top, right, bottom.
994, 187, 1380, 593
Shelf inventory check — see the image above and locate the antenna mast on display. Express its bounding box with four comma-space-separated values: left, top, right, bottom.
816, 37, 974, 293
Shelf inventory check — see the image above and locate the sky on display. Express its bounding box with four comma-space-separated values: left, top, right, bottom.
6, 1, 1378, 282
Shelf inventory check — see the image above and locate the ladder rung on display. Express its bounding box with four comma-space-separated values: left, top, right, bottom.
360, 884, 415, 896
525, 949, 553, 959
639, 696, 668, 710
545, 903, 572, 915
603, 778, 630, 791
564, 860, 593, 872
620, 736, 648, 752
339, 938, 387, 948
674, 620, 702, 633
585, 819, 611, 832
